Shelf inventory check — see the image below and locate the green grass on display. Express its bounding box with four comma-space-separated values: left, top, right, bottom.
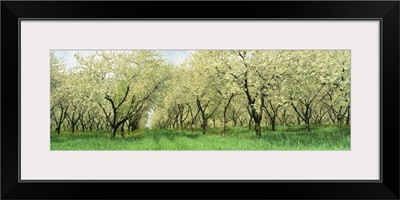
50, 125, 350, 150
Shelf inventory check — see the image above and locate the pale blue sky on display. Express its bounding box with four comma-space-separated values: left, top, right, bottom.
160, 50, 193, 65
53, 50, 193, 68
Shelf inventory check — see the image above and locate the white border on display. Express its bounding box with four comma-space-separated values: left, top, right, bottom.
21, 21, 380, 180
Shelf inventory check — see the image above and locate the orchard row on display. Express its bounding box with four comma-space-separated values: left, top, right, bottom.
51, 50, 350, 137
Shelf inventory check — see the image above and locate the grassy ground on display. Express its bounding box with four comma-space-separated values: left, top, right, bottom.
50, 125, 350, 150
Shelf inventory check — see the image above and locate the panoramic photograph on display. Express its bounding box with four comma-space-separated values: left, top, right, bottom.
50, 50, 351, 150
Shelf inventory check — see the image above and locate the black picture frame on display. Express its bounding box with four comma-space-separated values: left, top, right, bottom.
2, 1, 399, 199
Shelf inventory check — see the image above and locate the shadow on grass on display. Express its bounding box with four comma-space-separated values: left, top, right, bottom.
126, 134, 146, 141
145, 131, 201, 142
184, 134, 200, 139
51, 131, 110, 141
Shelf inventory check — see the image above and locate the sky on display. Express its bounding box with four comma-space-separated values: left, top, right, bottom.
53, 50, 193, 68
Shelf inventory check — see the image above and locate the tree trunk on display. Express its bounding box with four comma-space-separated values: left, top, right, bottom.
132, 122, 138, 131
201, 123, 206, 135
266, 112, 277, 132
111, 118, 128, 138
248, 117, 253, 130
305, 118, 310, 131
69, 112, 80, 133
120, 123, 125, 138
271, 118, 276, 131
174, 118, 179, 130
127, 122, 131, 135
72, 123, 76, 133
254, 120, 261, 137
111, 127, 117, 138
345, 104, 350, 125
238, 118, 244, 126
222, 114, 227, 136
180, 120, 184, 131
197, 98, 207, 135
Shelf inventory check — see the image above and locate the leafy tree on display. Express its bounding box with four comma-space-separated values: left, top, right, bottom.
50, 52, 69, 134
74, 51, 171, 137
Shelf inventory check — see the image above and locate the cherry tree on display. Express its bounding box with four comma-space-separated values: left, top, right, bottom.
75, 51, 171, 137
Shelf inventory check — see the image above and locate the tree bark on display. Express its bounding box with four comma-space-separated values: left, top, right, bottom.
248, 117, 253, 130
201, 122, 206, 135
120, 123, 125, 138
196, 96, 219, 135
254, 114, 262, 137
111, 127, 117, 138
346, 105, 350, 125
264, 101, 280, 132
221, 93, 234, 136
291, 102, 312, 131
51, 103, 69, 135
67, 109, 81, 133
271, 117, 276, 131
197, 98, 207, 134
71, 121, 76, 133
